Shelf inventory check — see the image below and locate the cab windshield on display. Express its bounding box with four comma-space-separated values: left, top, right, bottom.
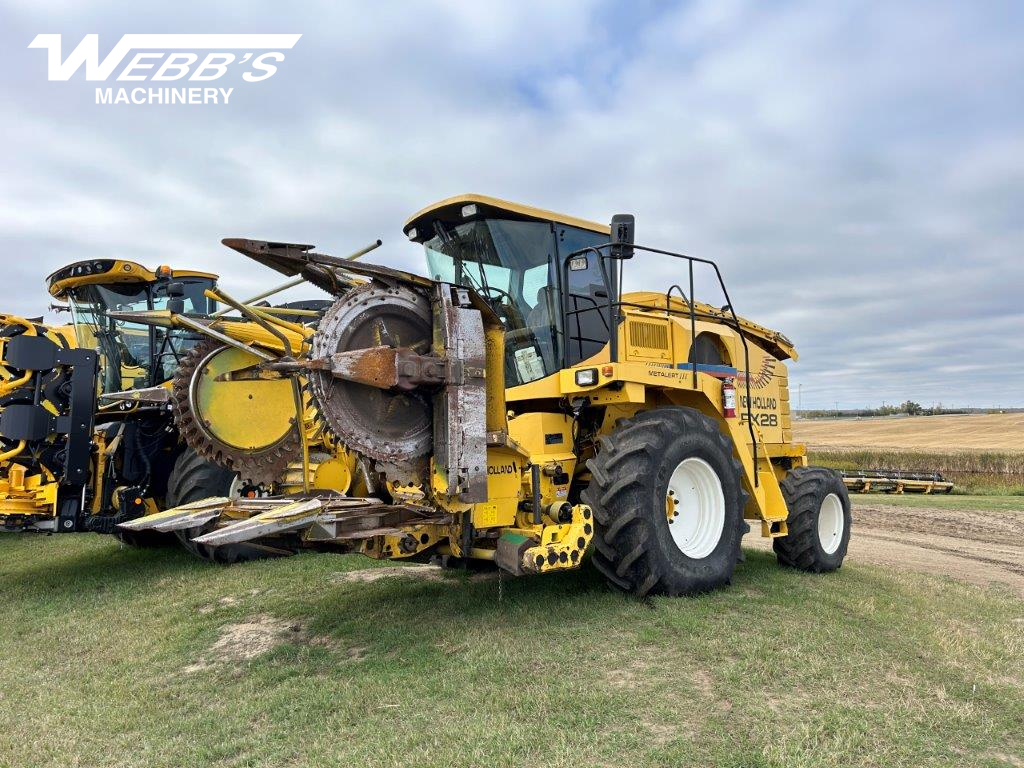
424, 218, 609, 386
67, 278, 214, 392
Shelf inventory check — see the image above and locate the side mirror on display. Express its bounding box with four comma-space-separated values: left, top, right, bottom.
166, 281, 186, 298
609, 214, 635, 259
167, 297, 185, 314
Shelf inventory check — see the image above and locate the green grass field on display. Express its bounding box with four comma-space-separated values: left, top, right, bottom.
0, 534, 1021, 768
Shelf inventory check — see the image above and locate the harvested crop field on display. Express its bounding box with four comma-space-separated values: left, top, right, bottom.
794, 413, 1024, 492
794, 412, 1024, 452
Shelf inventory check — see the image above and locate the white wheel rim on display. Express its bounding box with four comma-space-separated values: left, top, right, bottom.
818, 493, 844, 555
666, 457, 726, 559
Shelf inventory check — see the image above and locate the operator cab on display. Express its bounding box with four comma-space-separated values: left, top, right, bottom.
47, 260, 218, 392
404, 195, 612, 387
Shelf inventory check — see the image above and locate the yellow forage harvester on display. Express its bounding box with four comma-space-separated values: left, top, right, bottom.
0, 260, 222, 538
0, 255, 353, 565
125, 196, 852, 595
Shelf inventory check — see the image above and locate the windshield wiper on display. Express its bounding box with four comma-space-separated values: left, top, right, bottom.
433, 220, 453, 247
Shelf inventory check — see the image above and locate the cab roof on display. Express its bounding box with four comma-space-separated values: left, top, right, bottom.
47, 259, 218, 300
403, 194, 609, 242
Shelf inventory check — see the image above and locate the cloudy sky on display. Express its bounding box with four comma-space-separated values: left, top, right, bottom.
1, 0, 1022, 408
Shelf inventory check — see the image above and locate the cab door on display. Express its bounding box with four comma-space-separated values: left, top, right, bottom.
555, 225, 612, 366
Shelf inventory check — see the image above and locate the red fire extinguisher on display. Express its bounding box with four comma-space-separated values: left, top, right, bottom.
722, 377, 737, 418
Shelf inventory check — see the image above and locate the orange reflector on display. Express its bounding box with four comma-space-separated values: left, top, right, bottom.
134, 497, 143, 505
156, 265, 173, 279
601, 365, 614, 377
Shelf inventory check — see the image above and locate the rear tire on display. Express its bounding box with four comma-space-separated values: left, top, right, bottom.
166, 449, 271, 565
773, 467, 851, 572
583, 407, 748, 597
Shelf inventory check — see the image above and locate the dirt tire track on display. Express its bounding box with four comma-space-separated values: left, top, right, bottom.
745, 500, 1024, 596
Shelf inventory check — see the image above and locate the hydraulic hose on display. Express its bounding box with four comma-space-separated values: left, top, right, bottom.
0, 440, 26, 463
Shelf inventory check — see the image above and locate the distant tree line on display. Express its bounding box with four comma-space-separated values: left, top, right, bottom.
799, 401, 973, 419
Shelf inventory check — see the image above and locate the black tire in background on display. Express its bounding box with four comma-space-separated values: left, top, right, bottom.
583, 406, 748, 597
773, 466, 851, 572
166, 448, 272, 565
114, 528, 174, 548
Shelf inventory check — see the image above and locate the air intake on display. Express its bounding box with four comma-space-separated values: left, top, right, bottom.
629, 321, 669, 351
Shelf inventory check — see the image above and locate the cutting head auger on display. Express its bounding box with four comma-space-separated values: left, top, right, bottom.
125, 195, 852, 596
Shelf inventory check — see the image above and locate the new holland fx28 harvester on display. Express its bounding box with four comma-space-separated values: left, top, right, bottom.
120, 195, 852, 596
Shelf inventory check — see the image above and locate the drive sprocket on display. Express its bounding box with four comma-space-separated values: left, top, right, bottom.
307, 284, 433, 467
171, 339, 303, 485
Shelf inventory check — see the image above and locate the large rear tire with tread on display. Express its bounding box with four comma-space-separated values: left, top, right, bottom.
166, 449, 273, 565
583, 407, 748, 597
773, 466, 851, 572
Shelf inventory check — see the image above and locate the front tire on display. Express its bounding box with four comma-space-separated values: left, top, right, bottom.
773, 467, 851, 572
584, 407, 748, 597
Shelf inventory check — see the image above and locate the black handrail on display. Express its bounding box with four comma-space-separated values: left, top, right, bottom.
664, 284, 694, 386
560, 242, 760, 486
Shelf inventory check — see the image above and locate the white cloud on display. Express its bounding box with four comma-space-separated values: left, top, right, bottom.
0, 0, 1021, 407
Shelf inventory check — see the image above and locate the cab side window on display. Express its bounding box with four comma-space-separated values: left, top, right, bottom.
556, 226, 611, 365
